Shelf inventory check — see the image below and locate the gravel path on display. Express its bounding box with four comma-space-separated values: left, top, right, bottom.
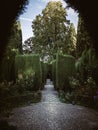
8, 79, 98, 130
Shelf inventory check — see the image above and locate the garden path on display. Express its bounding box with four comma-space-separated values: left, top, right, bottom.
8, 79, 98, 130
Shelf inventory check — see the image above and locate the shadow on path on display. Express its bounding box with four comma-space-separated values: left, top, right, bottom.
7, 79, 98, 130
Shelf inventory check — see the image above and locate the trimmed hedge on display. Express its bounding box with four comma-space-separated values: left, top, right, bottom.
0, 53, 15, 82
41, 62, 48, 87
56, 54, 76, 91
51, 60, 56, 88
15, 54, 42, 90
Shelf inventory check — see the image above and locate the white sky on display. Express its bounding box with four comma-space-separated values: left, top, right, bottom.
19, 0, 78, 43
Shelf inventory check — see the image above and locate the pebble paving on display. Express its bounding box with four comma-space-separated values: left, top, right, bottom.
8, 79, 98, 130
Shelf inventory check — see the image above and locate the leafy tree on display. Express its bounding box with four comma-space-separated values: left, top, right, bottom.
76, 15, 98, 85
32, 1, 70, 61
0, 21, 23, 81
76, 15, 93, 57
66, 23, 76, 56
8, 21, 23, 54
22, 37, 33, 54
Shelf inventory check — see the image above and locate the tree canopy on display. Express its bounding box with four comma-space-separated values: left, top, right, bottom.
32, 1, 71, 62
76, 15, 93, 57
66, 23, 76, 56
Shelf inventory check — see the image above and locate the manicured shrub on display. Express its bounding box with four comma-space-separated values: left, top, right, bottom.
41, 62, 49, 86
75, 48, 98, 84
15, 54, 42, 90
0, 52, 16, 82
56, 53, 76, 91
51, 60, 56, 88
0, 80, 42, 116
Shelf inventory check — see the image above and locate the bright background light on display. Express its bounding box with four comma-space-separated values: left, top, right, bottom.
19, 0, 78, 43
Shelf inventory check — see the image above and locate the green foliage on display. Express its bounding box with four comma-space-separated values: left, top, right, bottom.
0, 75, 41, 99
59, 90, 74, 103
0, 79, 41, 116
59, 76, 97, 108
8, 21, 23, 54
76, 15, 98, 86
69, 76, 80, 89
86, 77, 97, 89
22, 37, 33, 54
75, 48, 98, 84
0, 21, 22, 82
15, 54, 42, 90
51, 60, 56, 88
15, 75, 34, 93
0, 49, 16, 82
32, 1, 70, 61
76, 15, 93, 57
70, 76, 97, 106
59, 90, 66, 102
66, 23, 77, 56
56, 53, 76, 91
41, 62, 50, 85
75, 15, 98, 108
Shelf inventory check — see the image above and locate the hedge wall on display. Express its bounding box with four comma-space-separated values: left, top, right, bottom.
56, 54, 76, 91
15, 54, 42, 90
0, 53, 15, 82
51, 60, 56, 88
41, 62, 48, 86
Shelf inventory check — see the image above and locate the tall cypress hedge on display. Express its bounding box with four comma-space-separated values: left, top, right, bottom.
41, 62, 48, 86
0, 53, 16, 82
51, 60, 56, 88
56, 54, 76, 91
15, 54, 42, 90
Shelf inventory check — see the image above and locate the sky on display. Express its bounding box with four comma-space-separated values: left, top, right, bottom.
19, 0, 78, 43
